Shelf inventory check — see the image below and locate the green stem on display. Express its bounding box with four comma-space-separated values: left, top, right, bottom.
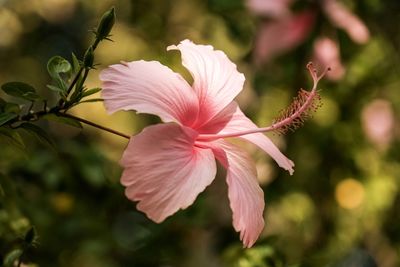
63, 36, 101, 104
66, 67, 84, 97
58, 113, 130, 139
92, 38, 101, 50
8, 106, 130, 140
76, 68, 89, 93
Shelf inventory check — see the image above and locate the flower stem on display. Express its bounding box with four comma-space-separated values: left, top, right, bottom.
9, 106, 130, 140
63, 35, 102, 104
58, 113, 130, 139
65, 67, 84, 97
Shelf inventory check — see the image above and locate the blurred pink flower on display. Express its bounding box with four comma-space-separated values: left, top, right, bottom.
100, 40, 296, 247
247, 0, 294, 18
250, 0, 370, 79
254, 11, 315, 64
361, 99, 395, 150
313, 37, 345, 81
323, 0, 370, 44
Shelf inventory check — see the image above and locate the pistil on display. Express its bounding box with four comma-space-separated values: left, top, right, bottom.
197, 63, 329, 141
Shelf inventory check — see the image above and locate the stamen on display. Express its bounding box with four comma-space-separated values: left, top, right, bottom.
307, 62, 331, 84
271, 88, 322, 135
270, 62, 330, 134
197, 62, 329, 141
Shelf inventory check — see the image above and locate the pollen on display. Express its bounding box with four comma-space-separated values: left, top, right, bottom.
271, 62, 328, 135
273, 89, 322, 134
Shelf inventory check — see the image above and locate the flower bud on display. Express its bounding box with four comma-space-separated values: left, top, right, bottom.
96, 7, 115, 40
83, 46, 94, 69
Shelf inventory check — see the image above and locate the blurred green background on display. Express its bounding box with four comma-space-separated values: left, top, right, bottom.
1, 0, 400, 266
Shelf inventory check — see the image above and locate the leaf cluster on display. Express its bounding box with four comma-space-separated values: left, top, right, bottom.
0, 7, 116, 152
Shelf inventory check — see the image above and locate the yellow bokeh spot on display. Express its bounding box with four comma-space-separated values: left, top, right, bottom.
33, 0, 77, 23
335, 178, 365, 209
313, 97, 340, 127
51, 193, 74, 214
0, 8, 23, 47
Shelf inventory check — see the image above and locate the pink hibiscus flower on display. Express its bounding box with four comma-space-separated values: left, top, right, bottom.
100, 40, 325, 247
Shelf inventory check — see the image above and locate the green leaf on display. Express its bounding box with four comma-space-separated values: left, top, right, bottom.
43, 113, 82, 128
0, 97, 6, 108
1, 82, 40, 101
82, 88, 102, 98
0, 127, 25, 150
4, 103, 21, 114
46, 84, 66, 93
71, 52, 81, 73
47, 56, 72, 92
47, 56, 71, 78
3, 249, 23, 267
19, 123, 55, 148
0, 112, 18, 126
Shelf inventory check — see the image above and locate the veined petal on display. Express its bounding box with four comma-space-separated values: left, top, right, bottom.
100, 60, 199, 126
121, 123, 216, 223
210, 140, 265, 248
167, 40, 245, 126
201, 102, 295, 174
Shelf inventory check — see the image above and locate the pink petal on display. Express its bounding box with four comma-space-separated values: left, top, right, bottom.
121, 123, 216, 223
313, 37, 345, 81
100, 60, 199, 126
247, 0, 294, 18
167, 40, 245, 126
199, 102, 294, 174
323, 0, 370, 44
210, 140, 265, 248
253, 11, 315, 64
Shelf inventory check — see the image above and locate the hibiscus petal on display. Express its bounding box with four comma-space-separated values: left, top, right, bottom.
253, 11, 315, 64
167, 40, 245, 125
209, 140, 265, 248
100, 60, 199, 126
200, 102, 295, 174
121, 123, 216, 223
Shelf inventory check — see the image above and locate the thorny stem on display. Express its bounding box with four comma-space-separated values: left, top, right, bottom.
197, 63, 330, 141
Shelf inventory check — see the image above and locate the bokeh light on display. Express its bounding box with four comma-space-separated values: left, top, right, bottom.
335, 178, 365, 209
